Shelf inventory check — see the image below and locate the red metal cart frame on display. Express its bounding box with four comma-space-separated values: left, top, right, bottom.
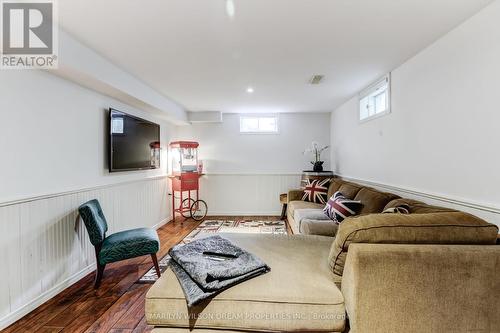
169, 141, 207, 222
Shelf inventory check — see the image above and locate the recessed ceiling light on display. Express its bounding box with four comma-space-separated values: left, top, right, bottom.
226, 0, 235, 20
246, 87, 254, 93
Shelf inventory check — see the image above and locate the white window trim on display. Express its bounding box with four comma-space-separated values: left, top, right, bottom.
239, 114, 280, 134
359, 74, 391, 123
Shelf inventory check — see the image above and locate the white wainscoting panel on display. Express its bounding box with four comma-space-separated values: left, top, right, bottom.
0, 176, 170, 329
198, 174, 302, 215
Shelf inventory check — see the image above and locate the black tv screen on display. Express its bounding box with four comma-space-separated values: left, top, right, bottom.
109, 109, 161, 172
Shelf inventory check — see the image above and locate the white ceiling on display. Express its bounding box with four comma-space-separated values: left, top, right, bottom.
59, 0, 493, 113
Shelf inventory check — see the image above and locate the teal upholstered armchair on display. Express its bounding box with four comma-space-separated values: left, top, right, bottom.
78, 199, 161, 288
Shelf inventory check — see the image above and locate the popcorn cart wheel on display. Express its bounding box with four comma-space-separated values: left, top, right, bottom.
179, 198, 207, 221
169, 141, 208, 222
190, 199, 208, 221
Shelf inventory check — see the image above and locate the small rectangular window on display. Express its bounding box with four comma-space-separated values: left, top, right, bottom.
359, 74, 391, 122
240, 115, 279, 134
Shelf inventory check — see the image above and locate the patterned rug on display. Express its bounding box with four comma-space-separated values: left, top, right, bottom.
138, 219, 287, 283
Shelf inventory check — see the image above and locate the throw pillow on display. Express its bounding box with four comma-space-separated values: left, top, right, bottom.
382, 204, 410, 214
323, 191, 363, 224
301, 178, 331, 204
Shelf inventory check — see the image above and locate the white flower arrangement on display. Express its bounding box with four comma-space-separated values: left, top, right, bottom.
303, 141, 329, 163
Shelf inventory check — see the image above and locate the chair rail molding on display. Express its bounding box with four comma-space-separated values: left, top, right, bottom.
336, 174, 500, 226
0, 175, 169, 208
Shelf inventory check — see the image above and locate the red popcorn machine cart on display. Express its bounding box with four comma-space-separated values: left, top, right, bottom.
168, 141, 207, 222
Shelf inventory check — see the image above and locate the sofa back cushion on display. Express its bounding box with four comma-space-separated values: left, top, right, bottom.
384, 198, 456, 214
328, 211, 499, 277
337, 182, 363, 199
354, 187, 400, 215
327, 178, 345, 199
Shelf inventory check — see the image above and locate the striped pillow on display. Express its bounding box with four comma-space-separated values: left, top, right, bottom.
382, 204, 410, 214
323, 191, 363, 224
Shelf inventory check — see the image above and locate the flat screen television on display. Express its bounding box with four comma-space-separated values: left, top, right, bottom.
109, 109, 161, 172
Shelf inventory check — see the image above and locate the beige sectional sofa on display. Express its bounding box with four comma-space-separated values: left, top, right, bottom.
288, 177, 458, 235
146, 178, 500, 333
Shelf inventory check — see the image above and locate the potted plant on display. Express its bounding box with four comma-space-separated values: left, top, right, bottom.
303, 142, 329, 172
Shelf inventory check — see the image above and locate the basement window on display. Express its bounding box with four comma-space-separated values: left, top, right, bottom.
240, 115, 279, 134
359, 74, 391, 122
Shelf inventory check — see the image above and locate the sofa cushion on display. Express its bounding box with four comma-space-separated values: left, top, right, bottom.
383, 198, 423, 211
327, 178, 345, 199
288, 200, 323, 218
287, 201, 324, 234
294, 208, 331, 233
328, 212, 499, 277
354, 187, 399, 215
146, 234, 345, 332
411, 204, 458, 214
384, 198, 456, 214
301, 219, 340, 237
337, 182, 363, 199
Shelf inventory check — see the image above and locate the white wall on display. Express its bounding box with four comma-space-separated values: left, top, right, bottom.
0, 70, 173, 328
175, 113, 331, 214
330, 0, 500, 227
0, 70, 173, 204
176, 113, 331, 174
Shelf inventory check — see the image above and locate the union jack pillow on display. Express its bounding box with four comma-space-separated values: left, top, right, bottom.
301, 179, 331, 204
323, 191, 363, 224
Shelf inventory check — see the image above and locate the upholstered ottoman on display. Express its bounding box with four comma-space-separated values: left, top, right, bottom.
146, 234, 345, 332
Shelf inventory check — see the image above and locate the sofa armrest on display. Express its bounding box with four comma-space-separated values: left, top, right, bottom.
328, 212, 498, 276
287, 189, 304, 202
341, 243, 500, 333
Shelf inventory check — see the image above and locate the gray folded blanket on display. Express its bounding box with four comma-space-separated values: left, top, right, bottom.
168, 235, 270, 306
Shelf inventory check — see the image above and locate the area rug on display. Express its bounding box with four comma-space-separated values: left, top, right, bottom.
138, 219, 287, 283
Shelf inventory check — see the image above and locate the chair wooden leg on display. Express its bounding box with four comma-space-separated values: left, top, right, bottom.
94, 263, 105, 289
151, 253, 161, 277
280, 203, 287, 220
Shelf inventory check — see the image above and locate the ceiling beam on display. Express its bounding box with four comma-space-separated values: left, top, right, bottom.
49, 30, 188, 124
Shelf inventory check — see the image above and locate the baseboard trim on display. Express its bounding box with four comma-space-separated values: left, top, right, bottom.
152, 215, 173, 229
207, 212, 282, 217
0, 215, 172, 330
338, 174, 500, 215
0, 264, 95, 330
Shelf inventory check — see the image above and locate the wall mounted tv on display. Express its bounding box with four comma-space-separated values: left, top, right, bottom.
109, 109, 161, 172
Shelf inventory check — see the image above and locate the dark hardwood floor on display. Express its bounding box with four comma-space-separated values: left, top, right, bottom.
4, 216, 283, 333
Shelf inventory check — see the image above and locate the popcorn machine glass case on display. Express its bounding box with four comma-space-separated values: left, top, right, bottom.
169, 141, 207, 221
170, 143, 198, 174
